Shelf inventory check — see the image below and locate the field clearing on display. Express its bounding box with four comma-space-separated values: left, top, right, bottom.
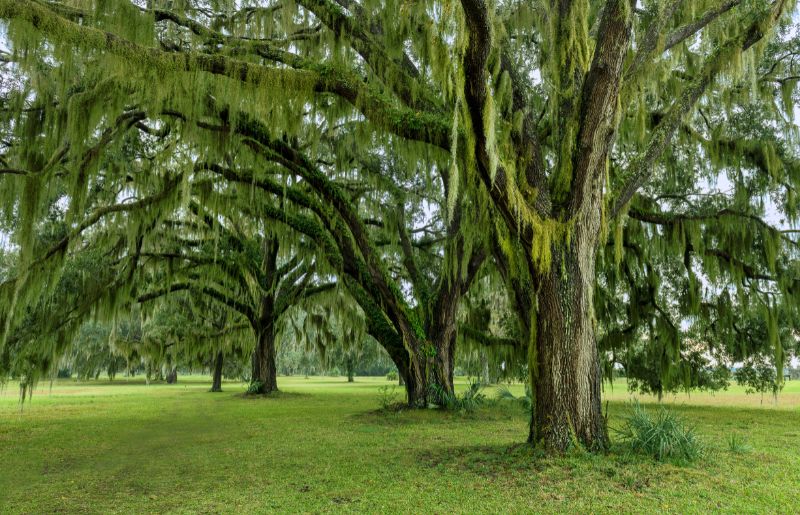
1, 376, 799, 513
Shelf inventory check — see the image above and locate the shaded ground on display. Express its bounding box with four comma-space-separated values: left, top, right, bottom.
1, 376, 798, 513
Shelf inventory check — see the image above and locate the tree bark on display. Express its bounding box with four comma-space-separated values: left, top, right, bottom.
251, 326, 279, 394
430, 282, 460, 396
249, 236, 280, 395
480, 349, 490, 384
165, 367, 178, 384
529, 235, 607, 450
401, 361, 429, 407
346, 357, 354, 382
363, 306, 429, 406
211, 350, 224, 392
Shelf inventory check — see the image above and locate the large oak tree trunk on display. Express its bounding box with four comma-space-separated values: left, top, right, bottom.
211, 350, 224, 392
366, 314, 430, 407
430, 283, 460, 396
251, 326, 278, 394
529, 232, 607, 450
401, 343, 431, 407
401, 368, 427, 407
248, 236, 280, 395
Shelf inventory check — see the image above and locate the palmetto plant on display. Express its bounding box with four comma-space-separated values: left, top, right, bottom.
494, 384, 533, 416
614, 401, 704, 463
430, 379, 487, 413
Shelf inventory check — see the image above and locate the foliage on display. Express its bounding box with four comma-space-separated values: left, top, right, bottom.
624, 347, 731, 399
376, 384, 400, 411
457, 282, 527, 383
60, 322, 127, 380
734, 359, 784, 398
614, 402, 704, 463
429, 379, 486, 413
494, 384, 533, 415
246, 380, 265, 396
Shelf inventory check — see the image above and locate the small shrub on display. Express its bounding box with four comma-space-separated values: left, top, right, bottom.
386, 370, 399, 381
430, 380, 486, 413
614, 401, 704, 463
246, 380, 264, 395
726, 433, 751, 454
460, 379, 487, 411
377, 385, 400, 411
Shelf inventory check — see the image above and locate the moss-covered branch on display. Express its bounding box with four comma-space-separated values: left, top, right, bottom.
612, 0, 790, 217
0, 0, 451, 149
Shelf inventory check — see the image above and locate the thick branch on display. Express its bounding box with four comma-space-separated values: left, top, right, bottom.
0, 0, 450, 149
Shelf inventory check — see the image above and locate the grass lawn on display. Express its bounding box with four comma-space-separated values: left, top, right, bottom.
1, 376, 799, 513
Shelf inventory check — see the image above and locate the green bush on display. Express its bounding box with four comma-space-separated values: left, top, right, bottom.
377, 385, 400, 410
614, 401, 704, 463
386, 370, 399, 381
246, 380, 264, 395
430, 380, 486, 413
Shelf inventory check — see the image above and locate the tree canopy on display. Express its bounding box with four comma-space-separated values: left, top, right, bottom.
0, 0, 799, 450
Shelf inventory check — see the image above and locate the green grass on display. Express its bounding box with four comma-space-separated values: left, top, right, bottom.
1, 376, 799, 513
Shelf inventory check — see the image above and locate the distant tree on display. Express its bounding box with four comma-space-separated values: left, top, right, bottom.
734, 358, 783, 401
135, 202, 336, 394
62, 322, 127, 381
324, 335, 392, 382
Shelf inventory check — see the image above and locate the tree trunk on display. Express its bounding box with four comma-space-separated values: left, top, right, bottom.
480, 349, 490, 384
250, 236, 280, 395
430, 283, 460, 396
529, 235, 607, 451
166, 367, 178, 384
366, 322, 428, 406
251, 326, 278, 394
362, 296, 432, 406
401, 363, 429, 407
346, 358, 354, 382
211, 351, 224, 392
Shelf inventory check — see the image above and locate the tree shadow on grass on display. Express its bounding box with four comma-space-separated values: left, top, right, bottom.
232, 391, 311, 401
351, 400, 529, 427
417, 442, 667, 494
351, 405, 493, 427
417, 442, 546, 477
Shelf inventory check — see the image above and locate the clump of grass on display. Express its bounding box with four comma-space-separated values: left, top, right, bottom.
614, 401, 704, 463
726, 433, 751, 454
430, 380, 486, 413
